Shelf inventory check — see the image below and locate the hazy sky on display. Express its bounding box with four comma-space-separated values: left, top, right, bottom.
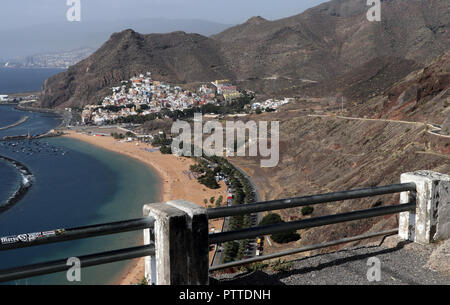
1, 0, 328, 29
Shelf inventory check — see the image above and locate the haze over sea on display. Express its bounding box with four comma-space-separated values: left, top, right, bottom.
0, 68, 66, 94
0, 71, 160, 284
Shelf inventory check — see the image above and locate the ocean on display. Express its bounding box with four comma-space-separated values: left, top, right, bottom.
0, 104, 160, 284
0, 68, 66, 94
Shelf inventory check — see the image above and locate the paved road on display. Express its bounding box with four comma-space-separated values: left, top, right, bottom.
212, 240, 450, 285
211, 216, 229, 266
308, 114, 450, 139
231, 163, 263, 258
210, 161, 263, 266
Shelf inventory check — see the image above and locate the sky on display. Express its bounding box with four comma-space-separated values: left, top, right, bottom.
0, 0, 330, 60
0, 0, 329, 30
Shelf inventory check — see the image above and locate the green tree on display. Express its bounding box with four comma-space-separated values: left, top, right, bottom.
301, 206, 314, 216
198, 171, 219, 189
259, 213, 300, 244
215, 195, 223, 207
159, 145, 172, 154
125, 131, 135, 138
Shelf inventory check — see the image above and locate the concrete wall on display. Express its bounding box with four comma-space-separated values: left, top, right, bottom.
399, 170, 450, 244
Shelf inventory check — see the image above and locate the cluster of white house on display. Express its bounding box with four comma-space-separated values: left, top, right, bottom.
81, 73, 292, 125
82, 73, 237, 125
0, 95, 11, 102
251, 98, 292, 111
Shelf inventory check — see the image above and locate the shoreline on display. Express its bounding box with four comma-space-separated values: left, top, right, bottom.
62, 130, 227, 285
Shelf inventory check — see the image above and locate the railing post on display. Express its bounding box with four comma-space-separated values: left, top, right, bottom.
143, 200, 209, 285
399, 170, 450, 244
167, 200, 209, 285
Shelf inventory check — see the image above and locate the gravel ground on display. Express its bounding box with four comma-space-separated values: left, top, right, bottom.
211, 239, 450, 285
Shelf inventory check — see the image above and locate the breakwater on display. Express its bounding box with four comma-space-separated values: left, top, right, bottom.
0, 116, 29, 131
0, 154, 33, 214
2, 130, 64, 141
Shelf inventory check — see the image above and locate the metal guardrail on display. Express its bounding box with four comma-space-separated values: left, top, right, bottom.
207, 183, 416, 270
0, 245, 155, 283
0, 183, 419, 282
0, 217, 155, 283
207, 183, 416, 219
208, 203, 415, 244
0, 218, 154, 251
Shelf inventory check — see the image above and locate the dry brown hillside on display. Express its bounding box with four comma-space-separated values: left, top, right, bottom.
231, 111, 450, 254
351, 51, 450, 125
226, 52, 449, 254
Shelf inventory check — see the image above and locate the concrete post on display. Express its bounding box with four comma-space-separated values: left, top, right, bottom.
143, 200, 209, 285
399, 170, 450, 244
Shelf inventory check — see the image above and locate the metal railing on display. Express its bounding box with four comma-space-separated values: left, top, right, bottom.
0, 182, 420, 282
0, 217, 155, 283
207, 183, 416, 270
207, 183, 416, 219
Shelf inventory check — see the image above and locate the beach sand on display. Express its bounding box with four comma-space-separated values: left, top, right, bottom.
63, 130, 226, 285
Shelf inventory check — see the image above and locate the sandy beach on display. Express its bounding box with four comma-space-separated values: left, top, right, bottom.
63, 130, 226, 285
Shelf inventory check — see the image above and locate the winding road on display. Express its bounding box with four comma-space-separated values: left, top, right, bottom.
308, 114, 450, 139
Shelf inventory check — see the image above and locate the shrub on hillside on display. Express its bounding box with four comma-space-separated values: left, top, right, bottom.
301, 206, 314, 216
198, 171, 219, 189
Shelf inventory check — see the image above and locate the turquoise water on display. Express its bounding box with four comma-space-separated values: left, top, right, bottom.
0, 105, 160, 285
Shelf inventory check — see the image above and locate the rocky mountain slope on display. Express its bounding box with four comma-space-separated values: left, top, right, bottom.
351, 50, 450, 125
227, 50, 450, 253
41, 30, 233, 108
41, 0, 450, 108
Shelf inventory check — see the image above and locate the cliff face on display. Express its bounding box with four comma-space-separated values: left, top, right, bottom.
40, 0, 450, 108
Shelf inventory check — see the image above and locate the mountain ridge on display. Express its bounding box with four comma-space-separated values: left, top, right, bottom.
40, 0, 450, 108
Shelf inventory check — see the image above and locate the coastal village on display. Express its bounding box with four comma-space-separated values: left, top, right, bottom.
81, 73, 236, 125
80, 72, 291, 125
